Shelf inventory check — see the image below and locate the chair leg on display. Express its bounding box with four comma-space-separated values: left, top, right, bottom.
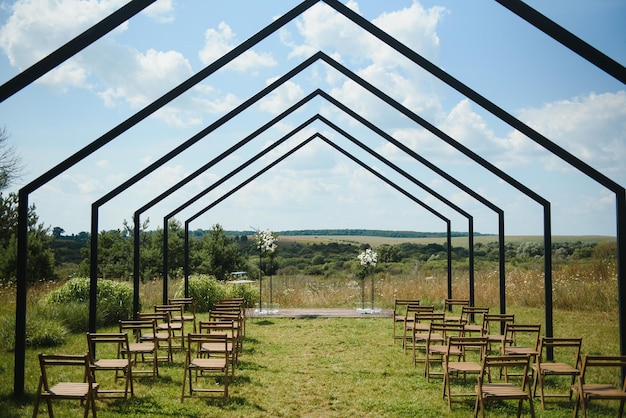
181, 367, 187, 402
573, 390, 580, 417
32, 378, 42, 418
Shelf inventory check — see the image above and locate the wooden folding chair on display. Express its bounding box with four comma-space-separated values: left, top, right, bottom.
118, 319, 159, 378
181, 333, 230, 402
199, 320, 238, 378
442, 298, 470, 323
155, 304, 185, 351
501, 324, 541, 380
391, 298, 420, 343
411, 312, 445, 364
474, 355, 535, 418
213, 300, 247, 337
209, 310, 244, 353
168, 297, 197, 333
481, 313, 515, 352
460, 306, 490, 337
424, 321, 465, 381
531, 337, 582, 408
33, 353, 98, 418
443, 336, 488, 410
136, 311, 174, 363
573, 355, 626, 417
402, 305, 435, 353
86, 332, 133, 399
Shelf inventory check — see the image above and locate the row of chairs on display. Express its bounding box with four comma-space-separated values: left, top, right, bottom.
392, 298, 626, 417
182, 298, 247, 402
33, 297, 247, 417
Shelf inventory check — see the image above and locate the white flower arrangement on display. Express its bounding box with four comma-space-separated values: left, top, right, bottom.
357, 248, 377, 267
256, 229, 278, 254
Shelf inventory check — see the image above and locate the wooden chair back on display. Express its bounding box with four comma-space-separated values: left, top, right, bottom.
168, 297, 197, 333
481, 313, 515, 351
442, 298, 469, 322
136, 311, 173, 362
502, 323, 541, 355
423, 321, 465, 378
392, 299, 420, 343
460, 306, 489, 334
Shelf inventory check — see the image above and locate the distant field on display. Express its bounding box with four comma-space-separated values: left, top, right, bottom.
279, 234, 615, 247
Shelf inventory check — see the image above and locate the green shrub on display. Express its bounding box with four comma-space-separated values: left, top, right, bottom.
226, 282, 259, 308
26, 317, 67, 348
178, 275, 227, 312
0, 309, 67, 350
44, 277, 134, 330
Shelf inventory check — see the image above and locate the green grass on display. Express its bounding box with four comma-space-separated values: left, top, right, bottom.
0, 306, 621, 417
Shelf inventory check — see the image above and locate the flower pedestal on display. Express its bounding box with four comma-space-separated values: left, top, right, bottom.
355, 302, 381, 315
356, 248, 379, 314
254, 302, 280, 316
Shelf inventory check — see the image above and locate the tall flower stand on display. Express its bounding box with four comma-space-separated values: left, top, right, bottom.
356, 271, 381, 314
254, 275, 279, 316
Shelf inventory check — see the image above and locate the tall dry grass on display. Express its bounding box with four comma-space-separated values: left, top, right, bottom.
245, 259, 618, 313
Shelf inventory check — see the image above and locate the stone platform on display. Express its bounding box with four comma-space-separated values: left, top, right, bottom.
248, 308, 393, 319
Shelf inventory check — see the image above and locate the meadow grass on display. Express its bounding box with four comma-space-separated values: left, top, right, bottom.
0, 261, 621, 417
0, 309, 619, 417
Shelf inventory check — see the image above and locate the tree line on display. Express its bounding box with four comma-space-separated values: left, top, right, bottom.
0, 190, 616, 285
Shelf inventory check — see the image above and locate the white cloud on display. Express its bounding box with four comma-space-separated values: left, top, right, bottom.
0, 0, 127, 70
372, 2, 447, 63
284, 2, 448, 124
97, 47, 192, 108
513, 91, 626, 180
143, 0, 174, 23
258, 80, 305, 114
198, 21, 277, 72
380, 91, 626, 187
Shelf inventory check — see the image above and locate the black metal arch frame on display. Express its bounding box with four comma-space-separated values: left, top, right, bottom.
179, 131, 453, 290
125, 87, 506, 322
4, 0, 623, 397
157, 114, 466, 298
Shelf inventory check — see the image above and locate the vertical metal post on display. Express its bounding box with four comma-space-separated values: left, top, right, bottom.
259, 247, 263, 313
498, 213, 506, 315
447, 221, 452, 301
13, 190, 28, 397
468, 217, 475, 307
133, 212, 140, 317
617, 191, 626, 360
163, 218, 169, 305
184, 222, 190, 298
544, 203, 554, 360
89, 205, 98, 333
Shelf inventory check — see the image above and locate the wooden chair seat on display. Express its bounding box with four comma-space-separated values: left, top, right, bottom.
573, 355, 626, 417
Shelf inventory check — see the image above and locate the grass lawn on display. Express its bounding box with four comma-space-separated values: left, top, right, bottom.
0, 306, 621, 417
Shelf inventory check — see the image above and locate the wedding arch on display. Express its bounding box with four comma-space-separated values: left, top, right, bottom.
2, 0, 624, 397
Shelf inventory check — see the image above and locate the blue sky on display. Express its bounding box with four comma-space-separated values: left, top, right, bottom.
0, 0, 624, 237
